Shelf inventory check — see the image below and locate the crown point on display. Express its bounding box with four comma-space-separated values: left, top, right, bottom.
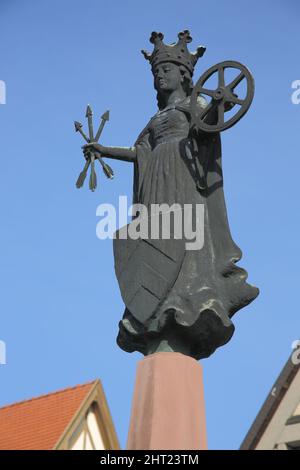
178, 30, 192, 43
150, 31, 164, 44
196, 46, 206, 58
141, 49, 151, 61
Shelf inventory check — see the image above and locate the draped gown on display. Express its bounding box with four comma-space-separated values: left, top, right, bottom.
114, 96, 259, 360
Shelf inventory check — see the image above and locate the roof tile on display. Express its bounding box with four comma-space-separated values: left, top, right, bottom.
0, 381, 96, 450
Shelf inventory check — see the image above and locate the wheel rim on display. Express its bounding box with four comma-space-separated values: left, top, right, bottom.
190, 60, 255, 132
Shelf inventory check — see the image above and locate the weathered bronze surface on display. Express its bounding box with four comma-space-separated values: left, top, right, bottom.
77, 30, 259, 360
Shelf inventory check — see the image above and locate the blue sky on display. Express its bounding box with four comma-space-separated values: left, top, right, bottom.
0, 0, 299, 450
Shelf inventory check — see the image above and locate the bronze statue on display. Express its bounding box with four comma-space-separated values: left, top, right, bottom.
78, 30, 259, 360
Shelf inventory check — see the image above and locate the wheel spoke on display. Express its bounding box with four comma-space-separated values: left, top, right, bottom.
218, 102, 225, 125
229, 95, 244, 105
218, 66, 225, 87
228, 71, 245, 90
197, 88, 215, 98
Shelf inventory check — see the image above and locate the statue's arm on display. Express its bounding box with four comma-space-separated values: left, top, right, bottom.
98, 144, 137, 162
204, 106, 218, 125
83, 121, 151, 162
83, 143, 137, 162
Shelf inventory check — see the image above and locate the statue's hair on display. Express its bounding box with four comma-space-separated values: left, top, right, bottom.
154, 64, 194, 110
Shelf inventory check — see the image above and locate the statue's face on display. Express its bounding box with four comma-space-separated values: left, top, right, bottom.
153, 62, 183, 93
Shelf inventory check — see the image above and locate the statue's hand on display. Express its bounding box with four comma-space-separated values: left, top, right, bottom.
82, 142, 105, 159
224, 93, 238, 112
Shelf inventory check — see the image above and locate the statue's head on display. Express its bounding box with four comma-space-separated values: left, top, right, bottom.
152, 61, 193, 109
152, 61, 190, 94
142, 30, 206, 109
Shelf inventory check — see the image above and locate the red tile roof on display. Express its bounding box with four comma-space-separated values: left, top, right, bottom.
0, 381, 96, 450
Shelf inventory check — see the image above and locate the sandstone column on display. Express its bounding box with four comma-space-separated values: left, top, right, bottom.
127, 352, 207, 450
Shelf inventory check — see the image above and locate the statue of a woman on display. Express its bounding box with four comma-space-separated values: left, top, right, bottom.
83, 31, 259, 360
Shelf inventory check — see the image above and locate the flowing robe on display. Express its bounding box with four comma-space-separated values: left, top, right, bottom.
114, 96, 259, 359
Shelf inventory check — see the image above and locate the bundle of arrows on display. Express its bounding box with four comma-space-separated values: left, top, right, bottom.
75, 105, 114, 192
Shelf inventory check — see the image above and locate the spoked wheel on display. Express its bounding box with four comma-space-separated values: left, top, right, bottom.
190, 60, 255, 133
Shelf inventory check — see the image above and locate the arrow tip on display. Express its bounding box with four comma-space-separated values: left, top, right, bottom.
101, 110, 110, 121
86, 104, 93, 117
74, 121, 82, 131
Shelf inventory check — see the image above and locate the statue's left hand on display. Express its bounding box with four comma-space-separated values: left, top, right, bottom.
224, 93, 238, 112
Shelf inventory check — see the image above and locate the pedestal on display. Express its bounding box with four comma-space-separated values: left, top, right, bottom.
127, 352, 207, 450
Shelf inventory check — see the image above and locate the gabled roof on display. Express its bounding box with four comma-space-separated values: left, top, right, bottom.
0, 380, 109, 450
240, 353, 300, 450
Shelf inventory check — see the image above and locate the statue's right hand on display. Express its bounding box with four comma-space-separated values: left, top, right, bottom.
82, 142, 105, 159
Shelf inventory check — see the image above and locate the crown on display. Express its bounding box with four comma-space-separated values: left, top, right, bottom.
141, 30, 206, 75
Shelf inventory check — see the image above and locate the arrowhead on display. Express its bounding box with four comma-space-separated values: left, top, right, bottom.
101, 110, 110, 121
86, 104, 93, 117
74, 121, 83, 132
